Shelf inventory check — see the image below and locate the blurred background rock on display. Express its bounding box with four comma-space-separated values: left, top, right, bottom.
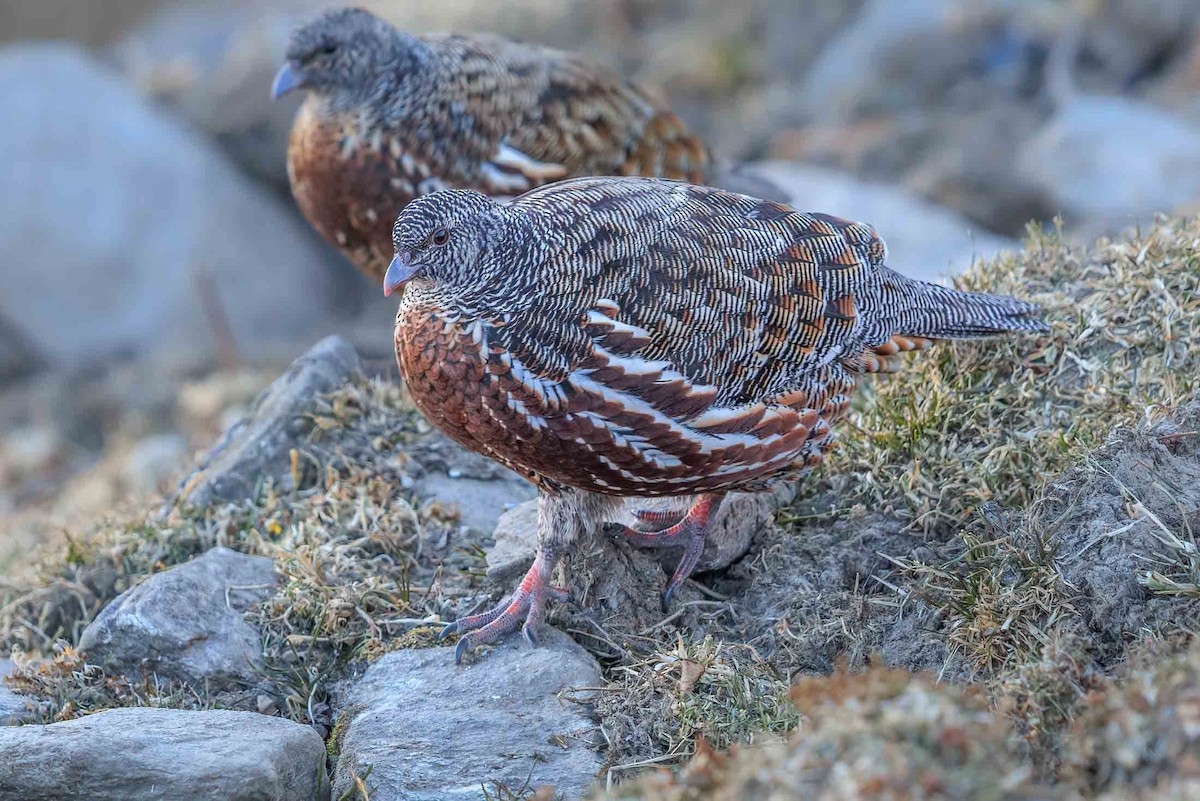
2, 0, 1199, 567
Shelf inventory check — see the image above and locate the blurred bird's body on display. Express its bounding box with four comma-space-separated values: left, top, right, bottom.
273, 8, 709, 281
383, 176, 1048, 661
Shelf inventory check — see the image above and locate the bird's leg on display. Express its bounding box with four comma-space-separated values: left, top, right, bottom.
616, 493, 725, 610
440, 489, 611, 663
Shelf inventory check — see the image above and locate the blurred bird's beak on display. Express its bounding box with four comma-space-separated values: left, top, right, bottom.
383, 253, 420, 297
271, 62, 306, 99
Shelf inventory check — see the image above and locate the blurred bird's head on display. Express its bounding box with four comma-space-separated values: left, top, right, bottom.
272, 8, 425, 107
385, 191, 502, 297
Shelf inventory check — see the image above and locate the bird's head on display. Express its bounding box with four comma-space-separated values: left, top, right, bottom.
385, 190, 500, 297
272, 8, 422, 103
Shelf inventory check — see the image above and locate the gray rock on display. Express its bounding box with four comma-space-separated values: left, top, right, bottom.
0, 43, 341, 370
486, 500, 542, 581
78, 547, 276, 686
1080, 0, 1200, 92
709, 161, 791, 203
171, 335, 362, 509
636, 482, 799, 576
0, 314, 40, 384
487, 483, 797, 583
111, 4, 304, 190
0, 707, 329, 801
416, 470, 536, 536
0, 660, 40, 726
734, 162, 1016, 281
795, 0, 963, 120
332, 629, 602, 800
1018, 95, 1200, 235
0, 425, 65, 483
406, 431, 537, 536
905, 103, 1055, 236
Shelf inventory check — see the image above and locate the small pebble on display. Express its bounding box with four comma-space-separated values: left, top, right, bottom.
257, 694, 279, 716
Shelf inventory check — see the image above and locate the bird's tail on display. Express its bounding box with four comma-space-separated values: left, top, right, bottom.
878, 267, 1049, 340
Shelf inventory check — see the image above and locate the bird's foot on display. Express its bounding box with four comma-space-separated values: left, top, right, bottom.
439, 550, 566, 664
615, 494, 725, 611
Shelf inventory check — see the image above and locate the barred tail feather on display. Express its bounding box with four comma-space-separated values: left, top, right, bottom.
880, 268, 1049, 340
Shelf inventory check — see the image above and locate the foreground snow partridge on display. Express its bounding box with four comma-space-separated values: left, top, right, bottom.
272, 7, 709, 282
384, 177, 1047, 662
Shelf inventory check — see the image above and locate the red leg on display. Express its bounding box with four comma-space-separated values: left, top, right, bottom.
439, 548, 568, 663
615, 494, 725, 610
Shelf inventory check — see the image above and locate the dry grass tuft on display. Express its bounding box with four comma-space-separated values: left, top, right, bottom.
0, 377, 473, 727
899, 503, 1066, 674
3, 640, 258, 725
990, 632, 1095, 773
597, 636, 799, 782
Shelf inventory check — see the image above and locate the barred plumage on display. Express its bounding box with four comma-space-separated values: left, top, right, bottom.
273, 7, 709, 281
386, 177, 1048, 660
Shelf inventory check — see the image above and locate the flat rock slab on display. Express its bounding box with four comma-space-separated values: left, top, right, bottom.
409, 440, 536, 537
416, 470, 535, 535
485, 501, 543, 581
79, 546, 276, 686
0, 707, 328, 801
333, 629, 603, 800
487, 483, 797, 582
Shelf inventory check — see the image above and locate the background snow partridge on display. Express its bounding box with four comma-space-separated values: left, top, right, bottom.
272, 7, 709, 282
383, 176, 1049, 662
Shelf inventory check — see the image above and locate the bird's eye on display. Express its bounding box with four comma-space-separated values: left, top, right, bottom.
319, 44, 338, 55
431, 228, 450, 246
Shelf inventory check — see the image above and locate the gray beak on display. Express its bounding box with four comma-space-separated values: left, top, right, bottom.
383, 253, 421, 297
271, 62, 306, 99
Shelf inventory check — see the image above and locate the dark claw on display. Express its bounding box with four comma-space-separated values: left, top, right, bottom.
438, 621, 458, 641
661, 585, 675, 613
522, 622, 539, 647
454, 635, 472, 665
